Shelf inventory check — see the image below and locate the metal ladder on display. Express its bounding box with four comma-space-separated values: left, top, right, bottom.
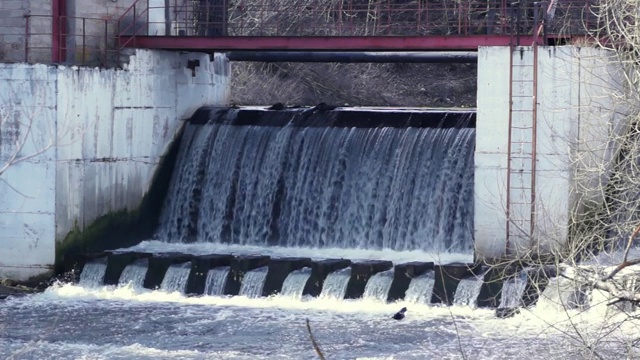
505, 0, 553, 254
505, 43, 541, 253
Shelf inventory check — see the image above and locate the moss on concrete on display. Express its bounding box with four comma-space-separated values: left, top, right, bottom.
55, 126, 185, 275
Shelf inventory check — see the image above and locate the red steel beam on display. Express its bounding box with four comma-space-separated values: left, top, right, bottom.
117, 35, 559, 51
52, 0, 67, 62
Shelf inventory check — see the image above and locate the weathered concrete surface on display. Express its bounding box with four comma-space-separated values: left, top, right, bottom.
431, 263, 480, 305
262, 257, 312, 296
0, 50, 230, 281
476, 46, 622, 260
345, 260, 393, 299
185, 254, 234, 295
303, 259, 351, 297
224, 255, 270, 296
387, 262, 434, 302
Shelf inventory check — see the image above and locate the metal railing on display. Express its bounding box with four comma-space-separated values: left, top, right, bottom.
12, 14, 119, 67
117, 0, 595, 40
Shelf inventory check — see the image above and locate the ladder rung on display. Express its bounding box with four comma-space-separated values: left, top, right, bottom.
510, 156, 532, 159
511, 126, 533, 129
511, 95, 534, 98
511, 109, 535, 112
511, 141, 532, 144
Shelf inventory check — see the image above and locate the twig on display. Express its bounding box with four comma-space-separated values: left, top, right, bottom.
602, 223, 640, 281
306, 318, 326, 360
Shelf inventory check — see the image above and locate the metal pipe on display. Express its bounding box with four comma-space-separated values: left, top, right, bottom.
227, 51, 478, 63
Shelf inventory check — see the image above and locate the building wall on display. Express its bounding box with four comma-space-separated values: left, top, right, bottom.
475, 46, 621, 261
0, 49, 230, 281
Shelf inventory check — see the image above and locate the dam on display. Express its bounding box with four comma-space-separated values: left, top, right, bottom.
1, 1, 637, 358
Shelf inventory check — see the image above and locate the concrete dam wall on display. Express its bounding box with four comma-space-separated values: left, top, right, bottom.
0, 49, 230, 281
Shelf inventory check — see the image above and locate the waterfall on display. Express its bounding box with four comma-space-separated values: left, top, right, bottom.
319, 268, 352, 300
205, 266, 230, 296
78, 258, 108, 287
118, 259, 149, 289
453, 276, 484, 307
405, 271, 435, 304
159, 123, 475, 253
280, 268, 312, 299
362, 270, 394, 301
239, 267, 268, 298
160, 262, 192, 293
499, 275, 528, 308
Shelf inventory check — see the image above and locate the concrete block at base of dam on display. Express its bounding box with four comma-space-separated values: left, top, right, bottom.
185, 254, 234, 295
303, 259, 352, 297
224, 255, 271, 296
431, 263, 480, 305
143, 253, 194, 290
387, 262, 434, 302
64, 252, 110, 283
477, 267, 505, 308
345, 260, 394, 299
262, 257, 312, 297
104, 252, 153, 286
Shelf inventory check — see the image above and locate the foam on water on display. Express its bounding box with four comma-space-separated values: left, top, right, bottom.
118, 240, 473, 265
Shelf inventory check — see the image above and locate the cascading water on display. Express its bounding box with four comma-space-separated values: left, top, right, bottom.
405, 271, 436, 304
499, 274, 528, 308
319, 268, 352, 300
159, 122, 475, 253
205, 266, 230, 296
453, 276, 484, 307
118, 259, 149, 289
160, 263, 191, 293
78, 258, 108, 287
280, 268, 312, 299
362, 270, 394, 301
239, 267, 268, 298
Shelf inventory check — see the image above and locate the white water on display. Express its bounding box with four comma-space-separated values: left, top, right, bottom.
499, 275, 528, 309
280, 268, 312, 299
319, 268, 352, 300
3, 281, 640, 359
454, 276, 484, 307
405, 272, 436, 304
160, 263, 191, 293
78, 259, 108, 287
159, 124, 475, 254
118, 260, 149, 289
204, 266, 230, 296
239, 267, 268, 298
118, 240, 473, 265
362, 270, 394, 301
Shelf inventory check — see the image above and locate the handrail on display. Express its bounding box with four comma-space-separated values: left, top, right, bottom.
18, 14, 117, 67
